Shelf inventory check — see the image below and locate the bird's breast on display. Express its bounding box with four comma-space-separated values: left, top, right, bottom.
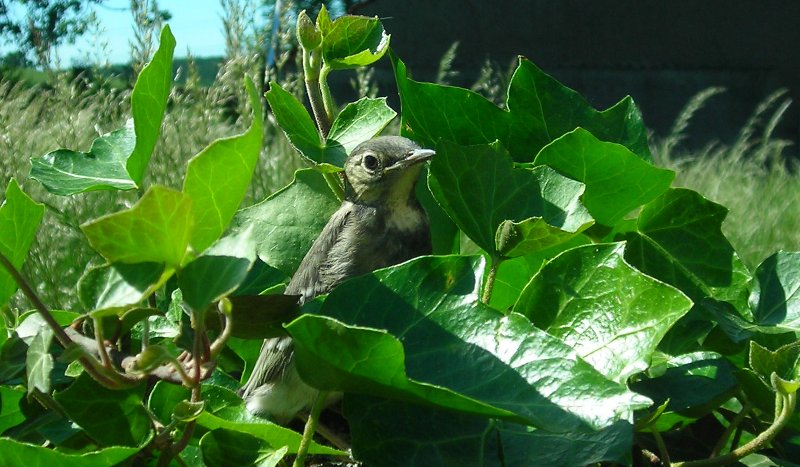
386, 201, 427, 233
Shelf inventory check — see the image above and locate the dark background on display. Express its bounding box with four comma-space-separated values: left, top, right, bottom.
353, 0, 800, 155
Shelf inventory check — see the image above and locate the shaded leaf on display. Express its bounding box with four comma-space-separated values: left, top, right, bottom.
749, 340, 800, 385
533, 128, 674, 226
514, 242, 693, 383
54, 372, 150, 447
78, 262, 168, 315
293, 255, 650, 432
234, 259, 288, 296
81, 186, 193, 267
392, 52, 651, 162
200, 428, 287, 467
126, 25, 176, 184
233, 169, 339, 276
0, 438, 140, 467
183, 77, 263, 253
290, 315, 523, 422
179, 227, 256, 312
631, 352, 738, 430
0, 385, 25, 433
625, 188, 751, 312
750, 251, 800, 330
428, 141, 592, 257
228, 294, 300, 339
346, 395, 633, 467
321, 14, 390, 69
0, 179, 45, 307
195, 408, 344, 456
29, 124, 137, 195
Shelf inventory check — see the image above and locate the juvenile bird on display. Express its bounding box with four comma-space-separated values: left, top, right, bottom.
240, 136, 434, 423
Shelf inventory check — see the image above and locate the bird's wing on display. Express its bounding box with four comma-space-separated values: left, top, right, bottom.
239, 335, 293, 398
285, 203, 353, 302
241, 205, 353, 398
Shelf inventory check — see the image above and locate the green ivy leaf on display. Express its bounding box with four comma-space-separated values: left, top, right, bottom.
183, 77, 263, 253
233, 169, 339, 276
126, 25, 176, 184
327, 97, 397, 154
228, 294, 300, 339
495, 217, 593, 258
81, 186, 193, 267
750, 251, 800, 330
172, 400, 205, 423
178, 227, 257, 312
29, 124, 137, 196
0, 386, 25, 432
29, 26, 175, 194
625, 188, 751, 312
321, 14, 390, 69
200, 428, 287, 466
0, 179, 44, 307
533, 128, 674, 226
392, 52, 651, 162
514, 243, 693, 383
266, 86, 394, 171
428, 141, 592, 257
265, 82, 345, 170
489, 236, 591, 311
292, 255, 650, 432
25, 325, 53, 395
0, 438, 140, 467
347, 396, 634, 466
54, 372, 151, 447
195, 407, 344, 456
78, 262, 168, 316
289, 315, 523, 422
749, 340, 800, 385
631, 352, 739, 430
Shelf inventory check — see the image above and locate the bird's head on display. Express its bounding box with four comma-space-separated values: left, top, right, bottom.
343, 136, 435, 205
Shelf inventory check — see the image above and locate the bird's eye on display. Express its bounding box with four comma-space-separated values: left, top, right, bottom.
363, 154, 379, 170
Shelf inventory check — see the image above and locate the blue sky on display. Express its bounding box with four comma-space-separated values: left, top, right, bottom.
63, 0, 227, 65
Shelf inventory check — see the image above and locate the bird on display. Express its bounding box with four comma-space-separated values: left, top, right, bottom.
240, 136, 435, 423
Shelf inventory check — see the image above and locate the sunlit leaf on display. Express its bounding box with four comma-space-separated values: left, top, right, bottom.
514, 243, 693, 383
183, 77, 263, 253
233, 169, 339, 276
533, 128, 674, 226
428, 141, 592, 257
29, 124, 137, 195
81, 186, 193, 267
126, 25, 176, 184
0, 180, 44, 307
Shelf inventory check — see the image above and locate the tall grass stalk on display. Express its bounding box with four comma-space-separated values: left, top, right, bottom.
653, 88, 798, 268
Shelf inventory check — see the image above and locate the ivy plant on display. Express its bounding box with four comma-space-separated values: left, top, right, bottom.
1, 9, 799, 467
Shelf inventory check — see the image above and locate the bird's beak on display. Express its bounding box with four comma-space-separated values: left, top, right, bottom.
390, 148, 435, 171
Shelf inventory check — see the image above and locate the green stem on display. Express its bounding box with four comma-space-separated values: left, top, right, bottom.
302, 48, 331, 137
481, 255, 501, 305
673, 391, 797, 467
294, 390, 328, 467
710, 400, 752, 457
319, 64, 336, 128
651, 428, 672, 466
93, 316, 113, 369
